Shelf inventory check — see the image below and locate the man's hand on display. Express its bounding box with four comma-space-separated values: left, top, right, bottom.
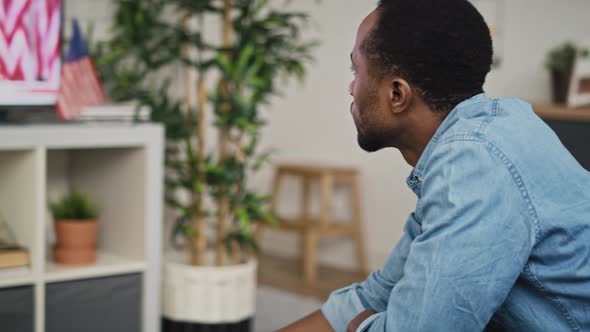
346, 309, 377, 332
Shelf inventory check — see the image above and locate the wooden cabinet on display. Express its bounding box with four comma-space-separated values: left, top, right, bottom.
533, 104, 590, 170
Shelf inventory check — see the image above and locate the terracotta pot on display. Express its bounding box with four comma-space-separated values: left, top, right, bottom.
54, 219, 98, 265
53, 247, 97, 266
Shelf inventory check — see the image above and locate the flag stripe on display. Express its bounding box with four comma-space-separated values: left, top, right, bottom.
56, 57, 105, 120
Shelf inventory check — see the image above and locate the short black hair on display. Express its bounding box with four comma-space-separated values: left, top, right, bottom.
364, 0, 493, 114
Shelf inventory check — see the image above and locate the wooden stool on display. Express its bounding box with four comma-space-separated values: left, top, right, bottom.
264, 164, 368, 284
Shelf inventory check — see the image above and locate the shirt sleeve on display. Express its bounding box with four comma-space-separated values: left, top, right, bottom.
359, 140, 536, 331
321, 213, 419, 331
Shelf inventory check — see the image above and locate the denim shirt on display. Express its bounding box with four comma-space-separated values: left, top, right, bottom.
321, 94, 590, 331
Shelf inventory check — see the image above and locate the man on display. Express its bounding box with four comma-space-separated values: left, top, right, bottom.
278, 0, 590, 331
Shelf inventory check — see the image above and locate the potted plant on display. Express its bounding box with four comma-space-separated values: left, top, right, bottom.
545, 42, 590, 104
91, 0, 316, 330
49, 192, 99, 266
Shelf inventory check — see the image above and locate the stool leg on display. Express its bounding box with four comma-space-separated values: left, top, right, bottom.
254, 169, 282, 251
270, 169, 283, 213
300, 176, 318, 284
303, 228, 319, 284
351, 175, 368, 276
319, 173, 334, 230
299, 177, 311, 270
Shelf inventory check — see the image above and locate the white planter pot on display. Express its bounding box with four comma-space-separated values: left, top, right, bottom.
162, 258, 257, 325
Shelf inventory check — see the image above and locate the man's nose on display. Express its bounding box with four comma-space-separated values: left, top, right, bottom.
348, 80, 354, 96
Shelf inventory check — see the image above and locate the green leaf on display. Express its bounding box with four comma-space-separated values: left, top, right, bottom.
216, 53, 234, 77
235, 43, 256, 79
237, 208, 252, 236
252, 149, 276, 171
165, 195, 188, 211
182, 224, 199, 238
49, 192, 99, 220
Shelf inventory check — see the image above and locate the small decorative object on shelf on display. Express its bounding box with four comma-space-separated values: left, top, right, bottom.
0, 248, 29, 269
56, 18, 106, 121
545, 42, 590, 105
567, 50, 590, 108
79, 102, 150, 123
0, 212, 18, 250
49, 192, 99, 266
0, 213, 30, 273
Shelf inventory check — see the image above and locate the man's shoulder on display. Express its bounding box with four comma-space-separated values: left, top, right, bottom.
419, 97, 539, 180
439, 96, 535, 142
414, 95, 556, 190
434, 97, 548, 160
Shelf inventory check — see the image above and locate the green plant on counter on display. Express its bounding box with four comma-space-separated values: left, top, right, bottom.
49, 192, 99, 220
92, 0, 317, 265
546, 42, 589, 73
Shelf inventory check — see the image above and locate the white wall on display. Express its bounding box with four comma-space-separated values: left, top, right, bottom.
64, 0, 590, 271
63, 0, 113, 41
485, 0, 590, 102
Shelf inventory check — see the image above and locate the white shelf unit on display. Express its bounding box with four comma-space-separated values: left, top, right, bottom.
0, 274, 35, 288
0, 124, 164, 332
44, 253, 146, 283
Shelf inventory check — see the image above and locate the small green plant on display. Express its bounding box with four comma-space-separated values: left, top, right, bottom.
49, 192, 99, 220
546, 42, 589, 73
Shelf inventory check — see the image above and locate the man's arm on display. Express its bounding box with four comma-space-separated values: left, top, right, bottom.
276, 310, 333, 332
319, 215, 420, 331
277, 212, 419, 331
357, 141, 536, 331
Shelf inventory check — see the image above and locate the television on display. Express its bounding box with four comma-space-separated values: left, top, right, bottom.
0, 0, 61, 106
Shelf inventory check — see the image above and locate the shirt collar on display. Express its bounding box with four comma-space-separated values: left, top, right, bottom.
405, 93, 487, 191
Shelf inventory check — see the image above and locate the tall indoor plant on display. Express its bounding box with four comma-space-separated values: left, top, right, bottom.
93, 0, 316, 330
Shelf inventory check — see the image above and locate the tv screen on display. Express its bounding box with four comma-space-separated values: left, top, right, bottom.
0, 0, 61, 106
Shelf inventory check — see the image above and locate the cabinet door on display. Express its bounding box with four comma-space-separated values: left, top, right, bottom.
0, 285, 34, 332
545, 120, 590, 170
46, 273, 141, 332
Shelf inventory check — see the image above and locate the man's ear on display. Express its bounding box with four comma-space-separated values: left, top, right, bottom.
389, 77, 413, 114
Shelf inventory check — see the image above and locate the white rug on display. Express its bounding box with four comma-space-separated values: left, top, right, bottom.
254, 286, 323, 332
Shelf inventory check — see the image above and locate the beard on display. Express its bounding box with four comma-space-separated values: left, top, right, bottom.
357, 127, 389, 152
352, 98, 389, 152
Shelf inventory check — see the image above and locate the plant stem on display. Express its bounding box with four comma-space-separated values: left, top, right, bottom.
181, 10, 191, 113
182, 11, 207, 266
191, 76, 208, 266
232, 131, 246, 264
216, 0, 233, 266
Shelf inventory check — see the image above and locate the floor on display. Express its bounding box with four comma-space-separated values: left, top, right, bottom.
254, 253, 367, 331
254, 286, 322, 331
257, 252, 368, 301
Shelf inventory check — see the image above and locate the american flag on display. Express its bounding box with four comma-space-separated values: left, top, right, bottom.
56, 19, 105, 120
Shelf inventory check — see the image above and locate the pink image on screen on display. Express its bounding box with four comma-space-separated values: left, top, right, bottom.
34, 0, 60, 83
0, 0, 60, 83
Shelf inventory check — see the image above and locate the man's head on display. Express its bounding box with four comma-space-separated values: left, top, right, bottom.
349, 0, 493, 153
